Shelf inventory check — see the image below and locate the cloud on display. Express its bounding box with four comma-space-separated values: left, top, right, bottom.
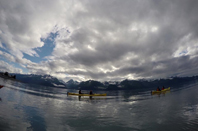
0, 0, 198, 81
0, 60, 23, 73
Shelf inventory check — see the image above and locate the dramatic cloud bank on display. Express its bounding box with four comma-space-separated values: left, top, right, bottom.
0, 0, 198, 81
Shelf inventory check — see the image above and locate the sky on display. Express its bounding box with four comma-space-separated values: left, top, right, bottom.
0, 0, 198, 82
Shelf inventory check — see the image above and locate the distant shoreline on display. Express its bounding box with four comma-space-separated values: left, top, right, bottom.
0, 72, 20, 82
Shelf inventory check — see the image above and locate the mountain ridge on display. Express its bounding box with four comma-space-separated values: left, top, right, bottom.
1, 72, 198, 90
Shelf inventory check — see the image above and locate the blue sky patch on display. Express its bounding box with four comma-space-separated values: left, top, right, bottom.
23, 32, 58, 63
179, 50, 188, 56
0, 43, 11, 54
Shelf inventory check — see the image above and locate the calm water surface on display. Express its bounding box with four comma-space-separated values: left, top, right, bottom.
0, 78, 198, 131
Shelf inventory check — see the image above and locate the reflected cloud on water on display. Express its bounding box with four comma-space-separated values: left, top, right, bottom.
1, 77, 198, 130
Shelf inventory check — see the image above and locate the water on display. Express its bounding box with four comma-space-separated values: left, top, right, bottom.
0, 78, 198, 131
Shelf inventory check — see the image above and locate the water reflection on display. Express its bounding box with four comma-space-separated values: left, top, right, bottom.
25, 106, 46, 131
0, 116, 11, 131
77, 96, 107, 102
1, 77, 198, 131
78, 96, 93, 102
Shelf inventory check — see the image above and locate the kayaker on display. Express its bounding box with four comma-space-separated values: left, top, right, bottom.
89, 90, 93, 95
157, 87, 161, 91
162, 86, 165, 90
79, 90, 82, 94
89, 90, 93, 99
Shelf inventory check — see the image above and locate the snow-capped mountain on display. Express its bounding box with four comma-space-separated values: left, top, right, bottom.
15, 74, 66, 87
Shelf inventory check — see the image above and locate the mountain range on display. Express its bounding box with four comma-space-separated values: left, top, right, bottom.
1, 72, 198, 90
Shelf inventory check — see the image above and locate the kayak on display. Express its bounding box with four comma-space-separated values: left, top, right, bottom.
0, 85, 4, 89
151, 87, 170, 94
67, 92, 107, 96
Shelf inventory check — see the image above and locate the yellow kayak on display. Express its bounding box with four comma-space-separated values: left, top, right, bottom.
67, 92, 107, 96
151, 87, 170, 95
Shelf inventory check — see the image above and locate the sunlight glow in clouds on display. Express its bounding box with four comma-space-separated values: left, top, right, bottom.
130, 23, 158, 34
